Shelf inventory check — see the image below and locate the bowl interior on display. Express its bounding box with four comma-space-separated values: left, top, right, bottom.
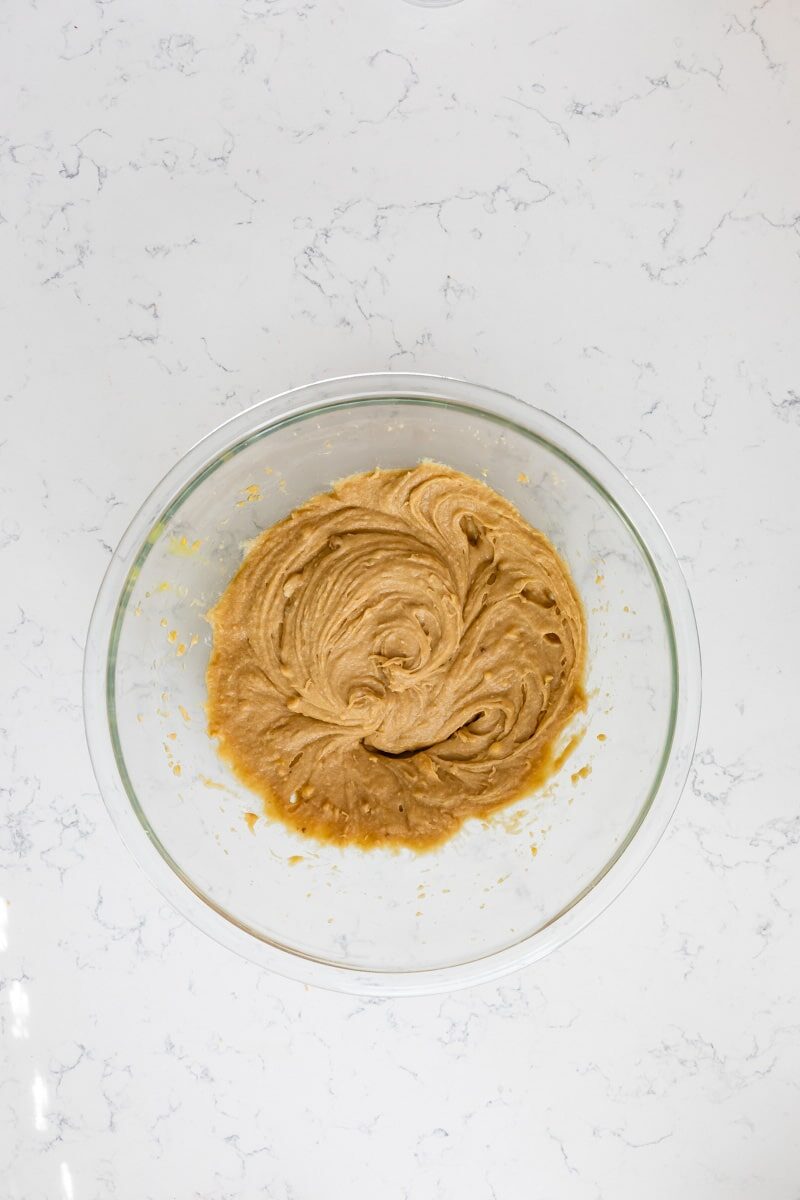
108, 397, 674, 974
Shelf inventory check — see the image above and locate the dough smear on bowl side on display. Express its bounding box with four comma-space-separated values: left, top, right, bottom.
206, 463, 586, 849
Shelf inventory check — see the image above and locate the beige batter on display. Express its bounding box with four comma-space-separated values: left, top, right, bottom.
206, 464, 586, 849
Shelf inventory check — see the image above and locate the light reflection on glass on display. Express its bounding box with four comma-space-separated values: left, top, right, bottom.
9, 979, 30, 1039
32, 1072, 48, 1132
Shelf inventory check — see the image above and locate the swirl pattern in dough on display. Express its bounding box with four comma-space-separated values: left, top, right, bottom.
207, 464, 586, 848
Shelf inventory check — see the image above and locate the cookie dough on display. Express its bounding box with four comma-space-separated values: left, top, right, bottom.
207, 464, 586, 849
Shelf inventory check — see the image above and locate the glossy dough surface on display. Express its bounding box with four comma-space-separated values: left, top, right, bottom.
207, 464, 586, 848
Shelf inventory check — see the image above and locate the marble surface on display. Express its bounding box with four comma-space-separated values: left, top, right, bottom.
2, 0, 799, 1195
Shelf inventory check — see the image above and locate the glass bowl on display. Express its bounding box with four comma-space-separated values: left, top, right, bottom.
84, 373, 700, 996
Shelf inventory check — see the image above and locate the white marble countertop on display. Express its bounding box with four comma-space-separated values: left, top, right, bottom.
2, 0, 799, 1196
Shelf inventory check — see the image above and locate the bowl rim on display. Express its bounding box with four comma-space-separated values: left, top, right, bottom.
83, 371, 701, 996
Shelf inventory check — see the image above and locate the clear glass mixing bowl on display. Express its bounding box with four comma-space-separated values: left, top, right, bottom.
84, 373, 700, 995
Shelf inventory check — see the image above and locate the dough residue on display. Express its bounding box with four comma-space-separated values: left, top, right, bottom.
206, 464, 586, 849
